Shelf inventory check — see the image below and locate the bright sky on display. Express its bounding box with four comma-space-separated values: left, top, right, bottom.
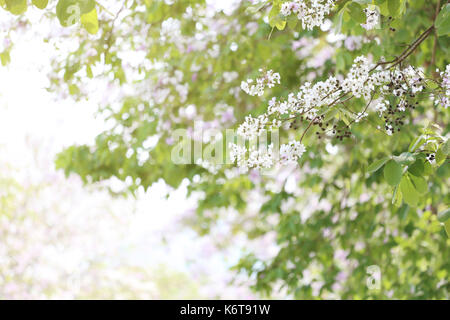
0, 3, 254, 298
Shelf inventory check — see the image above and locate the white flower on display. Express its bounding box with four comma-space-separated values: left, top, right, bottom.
223, 71, 239, 83
229, 143, 275, 170
279, 140, 306, 165
426, 153, 436, 164
241, 70, 280, 96
431, 64, 450, 108
233, 55, 438, 170
355, 111, 368, 122
397, 99, 407, 112
342, 56, 373, 100
248, 144, 274, 169
361, 8, 379, 30
160, 18, 182, 43
278, 0, 335, 30
228, 139, 306, 170
237, 114, 269, 140
280, 2, 292, 16
229, 143, 248, 171
374, 99, 388, 116
385, 123, 393, 136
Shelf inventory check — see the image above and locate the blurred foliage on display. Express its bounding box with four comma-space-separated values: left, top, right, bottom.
1, 0, 449, 299
0, 169, 205, 299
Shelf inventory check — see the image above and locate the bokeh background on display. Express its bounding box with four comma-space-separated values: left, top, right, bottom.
1, 0, 448, 300
0, 0, 272, 299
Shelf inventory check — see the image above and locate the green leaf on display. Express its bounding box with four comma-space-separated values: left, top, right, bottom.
378, 1, 390, 16
340, 111, 350, 126
81, 8, 99, 34
387, 0, 400, 17
324, 108, 339, 122
5, 0, 27, 15
32, 0, 48, 9
397, 204, 409, 220
435, 4, 450, 36
68, 83, 80, 95
56, 0, 96, 27
445, 220, 450, 238
384, 160, 402, 186
367, 157, 389, 174
287, 15, 298, 29
78, 0, 96, 13
409, 174, 428, 195
56, 0, 81, 26
269, 14, 286, 30
435, 148, 446, 166
393, 152, 415, 165
400, 175, 419, 207
387, 0, 406, 17
334, 7, 345, 34
442, 139, 450, 155
245, 1, 267, 14
408, 159, 424, 177
0, 50, 11, 66
347, 2, 365, 23
423, 160, 433, 175
392, 185, 403, 207
438, 208, 450, 222
86, 64, 93, 78
409, 135, 425, 152
275, 19, 287, 30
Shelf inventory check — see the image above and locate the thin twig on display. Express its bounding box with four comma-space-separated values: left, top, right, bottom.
369, 26, 434, 72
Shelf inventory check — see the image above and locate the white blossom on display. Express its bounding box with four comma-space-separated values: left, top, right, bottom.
237, 114, 269, 140
241, 70, 280, 96
160, 18, 182, 43
279, 140, 306, 165
426, 153, 436, 164
233, 54, 436, 169
229, 143, 275, 170
355, 111, 368, 122
361, 8, 379, 30
229, 143, 248, 169
373, 99, 388, 116
223, 71, 239, 83
431, 65, 450, 108
279, 0, 336, 30
385, 123, 393, 136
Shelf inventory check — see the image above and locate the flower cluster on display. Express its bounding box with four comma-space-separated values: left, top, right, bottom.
426, 152, 436, 164
160, 18, 182, 43
361, 8, 379, 30
279, 140, 306, 164
267, 73, 348, 123
229, 142, 273, 170
229, 140, 306, 171
231, 55, 435, 170
236, 114, 269, 139
280, 0, 335, 30
342, 56, 377, 99
431, 65, 450, 108
240, 69, 281, 96
373, 99, 388, 116
240, 56, 426, 134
